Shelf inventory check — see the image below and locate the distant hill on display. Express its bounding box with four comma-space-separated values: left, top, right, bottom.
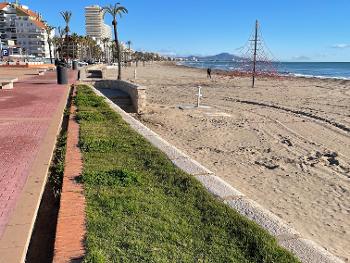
184, 53, 243, 61
201, 53, 243, 61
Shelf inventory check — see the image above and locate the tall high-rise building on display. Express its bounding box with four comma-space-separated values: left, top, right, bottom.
0, 2, 53, 58
85, 5, 112, 44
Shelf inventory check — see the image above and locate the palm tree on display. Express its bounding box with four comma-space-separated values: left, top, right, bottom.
85, 36, 93, 61
60, 11, 72, 36
70, 33, 79, 59
52, 37, 59, 59
77, 35, 85, 61
111, 40, 116, 63
60, 11, 72, 59
126, 40, 132, 50
102, 37, 110, 62
126, 40, 132, 62
101, 3, 128, 80
54, 26, 65, 59
45, 25, 55, 64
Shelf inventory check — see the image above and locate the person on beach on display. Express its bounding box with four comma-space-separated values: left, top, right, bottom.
207, 68, 212, 79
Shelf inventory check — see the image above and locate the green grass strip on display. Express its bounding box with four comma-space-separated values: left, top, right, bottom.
76, 85, 299, 263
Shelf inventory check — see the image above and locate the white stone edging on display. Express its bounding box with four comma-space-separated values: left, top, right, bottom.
88, 84, 343, 263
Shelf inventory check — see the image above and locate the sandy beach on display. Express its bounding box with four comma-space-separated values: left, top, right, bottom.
121, 62, 350, 261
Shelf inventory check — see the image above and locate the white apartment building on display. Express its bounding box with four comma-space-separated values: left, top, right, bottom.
85, 5, 112, 46
102, 23, 112, 40
0, 2, 52, 58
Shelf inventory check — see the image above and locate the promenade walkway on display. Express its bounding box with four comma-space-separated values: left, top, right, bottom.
0, 70, 76, 262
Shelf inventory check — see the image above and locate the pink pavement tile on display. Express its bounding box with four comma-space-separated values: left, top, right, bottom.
0, 71, 76, 238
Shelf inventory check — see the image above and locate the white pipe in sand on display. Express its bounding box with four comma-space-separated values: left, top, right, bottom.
197, 86, 202, 107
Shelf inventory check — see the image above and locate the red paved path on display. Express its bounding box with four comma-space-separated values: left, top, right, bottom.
0, 71, 76, 238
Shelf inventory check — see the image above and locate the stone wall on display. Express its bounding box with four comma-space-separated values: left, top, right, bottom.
93, 80, 146, 114
79, 65, 146, 114
79, 65, 104, 80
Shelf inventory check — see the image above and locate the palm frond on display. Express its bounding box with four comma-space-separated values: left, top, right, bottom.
102, 3, 128, 19
57, 26, 65, 38
116, 6, 128, 17
45, 25, 55, 35
60, 11, 72, 23
100, 5, 113, 18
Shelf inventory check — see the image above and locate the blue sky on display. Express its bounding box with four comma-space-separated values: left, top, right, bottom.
24, 0, 350, 61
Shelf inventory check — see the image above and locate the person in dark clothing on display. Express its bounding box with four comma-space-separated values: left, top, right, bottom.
207, 68, 212, 79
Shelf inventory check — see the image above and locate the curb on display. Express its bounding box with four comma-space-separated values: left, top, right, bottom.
53, 87, 86, 263
89, 84, 343, 263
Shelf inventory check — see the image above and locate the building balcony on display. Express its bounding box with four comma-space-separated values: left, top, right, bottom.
28, 30, 45, 34
30, 47, 44, 51
29, 43, 45, 47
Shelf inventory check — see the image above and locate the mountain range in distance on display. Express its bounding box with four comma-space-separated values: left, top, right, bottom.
179, 52, 244, 61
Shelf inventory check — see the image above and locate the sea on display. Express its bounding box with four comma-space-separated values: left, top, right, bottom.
179, 61, 350, 80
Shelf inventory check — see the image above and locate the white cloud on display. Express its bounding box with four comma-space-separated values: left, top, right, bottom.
331, 44, 350, 49
291, 55, 311, 61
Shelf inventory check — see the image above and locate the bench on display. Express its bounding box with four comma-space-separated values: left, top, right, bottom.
0, 78, 18, 90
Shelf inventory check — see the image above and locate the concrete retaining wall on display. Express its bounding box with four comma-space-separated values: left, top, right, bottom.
78, 65, 104, 80
90, 84, 343, 263
93, 80, 146, 114
79, 65, 147, 114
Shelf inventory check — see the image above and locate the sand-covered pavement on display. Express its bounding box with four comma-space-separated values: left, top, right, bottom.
121, 63, 350, 261
0, 67, 45, 80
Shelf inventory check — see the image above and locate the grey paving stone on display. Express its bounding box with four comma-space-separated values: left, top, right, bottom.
279, 238, 344, 263
161, 145, 189, 161
172, 157, 213, 176
225, 197, 299, 237
127, 121, 152, 136
145, 135, 188, 160
195, 174, 244, 199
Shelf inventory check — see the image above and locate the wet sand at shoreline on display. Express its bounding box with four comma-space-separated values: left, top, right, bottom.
121, 63, 350, 261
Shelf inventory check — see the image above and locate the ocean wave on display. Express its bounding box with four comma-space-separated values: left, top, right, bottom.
178, 61, 350, 80
286, 73, 350, 80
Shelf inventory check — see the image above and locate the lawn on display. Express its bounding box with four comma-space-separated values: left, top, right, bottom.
76, 85, 299, 263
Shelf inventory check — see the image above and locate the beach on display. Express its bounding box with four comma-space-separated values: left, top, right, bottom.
121, 62, 350, 261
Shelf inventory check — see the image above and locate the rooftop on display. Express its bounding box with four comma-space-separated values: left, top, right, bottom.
0, 2, 46, 29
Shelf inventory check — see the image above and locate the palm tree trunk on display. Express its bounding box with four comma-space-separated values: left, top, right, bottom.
103, 43, 106, 62
113, 20, 121, 80
111, 44, 114, 63
48, 41, 53, 64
